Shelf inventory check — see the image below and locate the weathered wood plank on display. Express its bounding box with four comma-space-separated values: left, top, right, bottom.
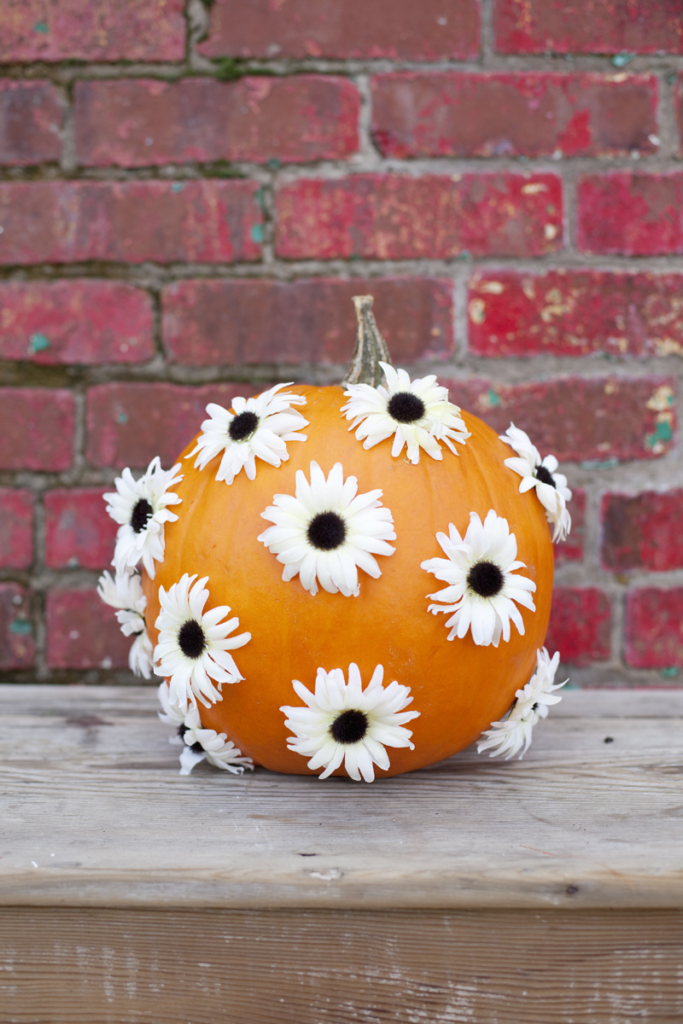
2, 686, 682, 911
1, 907, 682, 1024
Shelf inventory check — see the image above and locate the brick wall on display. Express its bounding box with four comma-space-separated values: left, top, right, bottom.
1, 0, 682, 687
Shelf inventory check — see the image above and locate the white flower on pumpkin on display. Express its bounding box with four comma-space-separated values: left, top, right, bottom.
258, 461, 396, 597
422, 510, 536, 647
341, 361, 470, 464
477, 648, 567, 760
157, 682, 254, 776
188, 383, 308, 486
499, 423, 572, 543
97, 568, 153, 678
104, 457, 183, 580
154, 573, 251, 713
281, 663, 420, 783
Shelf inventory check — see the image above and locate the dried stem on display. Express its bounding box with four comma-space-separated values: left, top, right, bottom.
341, 295, 393, 388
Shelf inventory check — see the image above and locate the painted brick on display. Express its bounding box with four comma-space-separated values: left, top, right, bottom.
372, 72, 657, 159
0, 80, 62, 165
162, 278, 454, 366
545, 587, 612, 667
47, 587, 131, 670
554, 488, 586, 565
276, 174, 562, 260
0, 490, 33, 569
625, 589, 683, 669
468, 271, 683, 358
0, 181, 263, 265
601, 490, 683, 572
0, 388, 74, 471
449, 376, 676, 463
45, 488, 118, 570
85, 382, 262, 470
0, 584, 34, 670
74, 76, 359, 167
0, 0, 185, 62
199, 0, 480, 60
495, 0, 683, 54
0, 281, 154, 364
578, 174, 683, 256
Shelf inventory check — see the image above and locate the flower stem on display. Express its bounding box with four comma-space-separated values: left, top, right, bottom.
342, 295, 393, 388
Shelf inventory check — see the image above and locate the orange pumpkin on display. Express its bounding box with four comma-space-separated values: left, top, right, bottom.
141, 298, 555, 779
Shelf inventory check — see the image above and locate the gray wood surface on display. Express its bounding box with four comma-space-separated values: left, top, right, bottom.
2, 685, 682, 911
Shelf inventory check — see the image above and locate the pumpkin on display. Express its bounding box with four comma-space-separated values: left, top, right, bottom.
102, 297, 571, 780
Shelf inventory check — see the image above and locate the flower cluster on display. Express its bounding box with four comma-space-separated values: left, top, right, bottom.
499, 424, 572, 542
157, 682, 253, 776
97, 568, 154, 678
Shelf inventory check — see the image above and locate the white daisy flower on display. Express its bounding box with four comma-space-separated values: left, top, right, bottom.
154, 573, 251, 713
157, 682, 254, 776
477, 648, 567, 760
341, 361, 470, 464
258, 461, 396, 597
188, 383, 308, 485
422, 510, 537, 647
104, 456, 183, 580
281, 663, 420, 783
499, 423, 572, 543
97, 568, 153, 678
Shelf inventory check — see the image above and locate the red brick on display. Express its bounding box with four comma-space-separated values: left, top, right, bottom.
578, 174, 683, 256
0, 181, 262, 265
601, 490, 683, 572
45, 488, 118, 570
468, 271, 683, 358
75, 76, 359, 168
0, 584, 34, 670
0, 0, 185, 62
199, 0, 480, 60
625, 589, 683, 669
448, 376, 676, 463
162, 278, 454, 366
372, 72, 657, 159
0, 281, 154, 364
0, 80, 62, 165
676, 76, 683, 156
85, 382, 263, 469
0, 489, 33, 569
0, 388, 74, 471
495, 0, 683, 54
554, 488, 586, 565
546, 587, 612, 667
47, 587, 131, 670
276, 174, 562, 260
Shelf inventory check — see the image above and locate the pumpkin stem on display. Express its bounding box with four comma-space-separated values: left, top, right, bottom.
342, 295, 393, 388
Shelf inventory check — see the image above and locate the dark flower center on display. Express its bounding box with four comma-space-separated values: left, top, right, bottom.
535, 465, 556, 488
531, 702, 539, 713
467, 560, 504, 598
229, 410, 259, 442
130, 498, 153, 534
330, 709, 368, 744
387, 392, 426, 424
178, 724, 203, 753
307, 511, 347, 551
178, 619, 206, 659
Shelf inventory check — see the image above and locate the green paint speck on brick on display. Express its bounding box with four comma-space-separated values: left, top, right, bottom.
171, 182, 186, 193
117, 412, 128, 424
645, 421, 673, 449
33, 20, 49, 33
486, 388, 501, 407
660, 666, 679, 678
251, 223, 264, 244
10, 620, 32, 635
29, 333, 50, 354
611, 52, 634, 67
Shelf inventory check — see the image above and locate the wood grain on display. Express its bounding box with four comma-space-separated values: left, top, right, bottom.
1, 906, 682, 1024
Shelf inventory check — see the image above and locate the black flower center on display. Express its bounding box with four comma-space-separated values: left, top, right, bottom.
178, 619, 206, 659
330, 709, 368, 744
307, 511, 347, 551
467, 560, 504, 598
387, 391, 426, 423
178, 723, 203, 753
229, 410, 259, 442
130, 498, 153, 534
535, 464, 556, 488
531, 702, 539, 713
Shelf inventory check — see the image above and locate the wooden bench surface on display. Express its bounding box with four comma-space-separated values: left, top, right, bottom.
2, 684, 682, 1023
